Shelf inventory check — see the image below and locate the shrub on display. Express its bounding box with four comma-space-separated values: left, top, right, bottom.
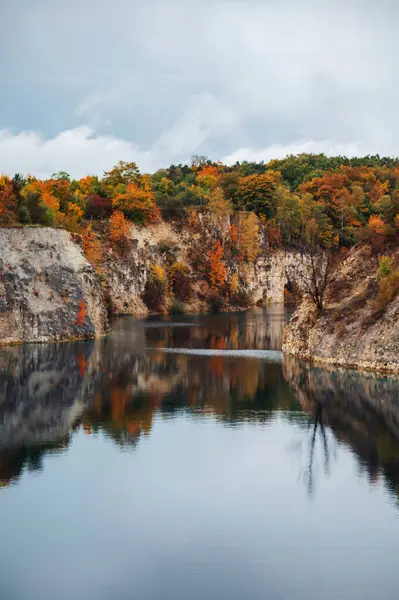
82, 224, 103, 267
143, 265, 168, 311
170, 261, 191, 300
109, 210, 130, 253
113, 182, 160, 225
374, 269, 399, 313
209, 293, 227, 313
56, 202, 84, 232
378, 256, 395, 278
169, 298, 185, 314
85, 195, 113, 219
208, 241, 227, 290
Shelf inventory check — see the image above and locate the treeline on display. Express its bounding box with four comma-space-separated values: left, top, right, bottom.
1, 153, 399, 251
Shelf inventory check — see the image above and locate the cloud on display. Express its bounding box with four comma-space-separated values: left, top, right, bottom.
1, 0, 399, 171
223, 140, 362, 165
0, 93, 238, 177
0, 127, 149, 179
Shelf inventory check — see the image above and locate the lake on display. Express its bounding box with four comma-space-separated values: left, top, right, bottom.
1, 307, 399, 600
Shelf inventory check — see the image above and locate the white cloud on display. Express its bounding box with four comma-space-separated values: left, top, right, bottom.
223, 140, 362, 165
0, 93, 239, 177
2, 0, 399, 172
0, 127, 149, 179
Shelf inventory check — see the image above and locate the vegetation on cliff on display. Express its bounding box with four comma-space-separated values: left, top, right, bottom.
1, 154, 398, 313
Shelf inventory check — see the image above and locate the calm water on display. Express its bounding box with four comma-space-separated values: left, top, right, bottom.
1, 307, 399, 600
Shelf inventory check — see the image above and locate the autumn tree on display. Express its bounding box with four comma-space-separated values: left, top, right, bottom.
0, 175, 17, 224
207, 187, 233, 242
109, 210, 130, 244
103, 161, 140, 188
113, 176, 160, 225
238, 212, 259, 262
56, 202, 84, 232
234, 171, 280, 216
82, 224, 103, 267
143, 265, 168, 310
170, 261, 191, 301
208, 241, 227, 290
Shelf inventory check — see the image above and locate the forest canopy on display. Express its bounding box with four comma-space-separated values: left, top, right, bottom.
1, 154, 399, 250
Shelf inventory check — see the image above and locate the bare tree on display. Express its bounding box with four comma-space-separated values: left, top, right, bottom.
295, 245, 336, 311
289, 219, 339, 311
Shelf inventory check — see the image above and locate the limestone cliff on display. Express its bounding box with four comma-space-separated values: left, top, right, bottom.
0, 223, 304, 345
0, 228, 109, 344
100, 221, 304, 314
283, 246, 399, 373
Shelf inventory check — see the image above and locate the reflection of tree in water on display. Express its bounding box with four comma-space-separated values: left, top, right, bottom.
304, 401, 335, 498
284, 357, 399, 503
2, 318, 399, 509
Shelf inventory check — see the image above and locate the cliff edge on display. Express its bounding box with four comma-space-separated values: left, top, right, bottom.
0, 228, 109, 344
283, 246, 399, 373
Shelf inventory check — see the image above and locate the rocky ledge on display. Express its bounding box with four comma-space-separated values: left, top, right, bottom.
0, 228, 109, 344
283, 246, 399, 374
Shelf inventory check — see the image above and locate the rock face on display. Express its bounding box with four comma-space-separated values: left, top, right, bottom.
283, 246, 399, 373
0, 228, 109, 344
101, 221, 305, 313
0, 223, 305, 345
101, 221, 182, 316
245, 251, 305, 305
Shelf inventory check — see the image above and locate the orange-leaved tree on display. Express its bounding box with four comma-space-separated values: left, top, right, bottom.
208, 241, 227, 290
0, 175, 17, 224
109, 210, 130, 244
82, 224, 103, 267
239, 212, 260, 261
113, 175, 160, 225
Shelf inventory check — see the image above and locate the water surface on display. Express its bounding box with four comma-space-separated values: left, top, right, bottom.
1, 307, 399, 600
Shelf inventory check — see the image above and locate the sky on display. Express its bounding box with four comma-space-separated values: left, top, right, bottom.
0, 0, 398, 178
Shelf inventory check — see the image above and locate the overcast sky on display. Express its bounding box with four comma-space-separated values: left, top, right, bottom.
1, 0, 398, 177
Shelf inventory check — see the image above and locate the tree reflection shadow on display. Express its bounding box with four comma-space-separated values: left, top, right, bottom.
1, 322, 399, 510
305, 401, 333, 498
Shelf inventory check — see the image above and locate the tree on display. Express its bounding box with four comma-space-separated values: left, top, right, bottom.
207, 187, 233, 242
275, 185, 302, 245
208, 241, 227, 290
143, 265, 168, 310
234, 171, 280, 216
170, 261, 191, 301
292, 220, 338, 311
113, 181, 160, 225
82, 224, 102, 266
239, 212, 259, 262
191, 155, 209, 169
109, 210, 130, 253
0, 175, 17, 224
103, 161, 140, 188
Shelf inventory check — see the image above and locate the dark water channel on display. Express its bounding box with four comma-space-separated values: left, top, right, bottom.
1, 307, 399, 600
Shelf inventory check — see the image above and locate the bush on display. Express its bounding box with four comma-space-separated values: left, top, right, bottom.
209, 293, 227, 312
378, 256, 395, 278
85, 195, 113, 219
170, 261, 191, 300
169, 298, 185, 314
143, 265, 167, 311
374, 269, 399, 313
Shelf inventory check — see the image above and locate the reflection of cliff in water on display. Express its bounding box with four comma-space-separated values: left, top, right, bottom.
283, 357, 399, 498
2, 322, 399, 501
0, 329, 295, 486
